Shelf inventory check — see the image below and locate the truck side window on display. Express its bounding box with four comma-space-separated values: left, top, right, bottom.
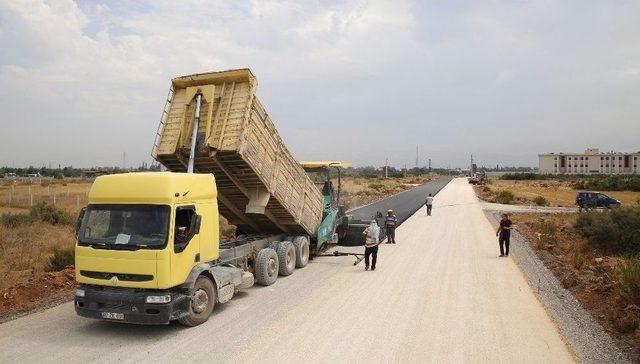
175, 206, 195, 247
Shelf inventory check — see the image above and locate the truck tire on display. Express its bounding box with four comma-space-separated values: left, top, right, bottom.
178, 275, 216, 327
268, 241, 280, 251
293, 236, 310, 268
255, 248, 279, 286
277, 241, 296, 276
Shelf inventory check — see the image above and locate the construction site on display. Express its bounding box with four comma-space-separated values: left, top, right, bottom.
2, 2, 640, 363
0, 68, 637, 364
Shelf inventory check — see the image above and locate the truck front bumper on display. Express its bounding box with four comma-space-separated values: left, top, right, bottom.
74, 284, 190, 325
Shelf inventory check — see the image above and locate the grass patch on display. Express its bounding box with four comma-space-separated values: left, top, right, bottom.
367, 183, 385, 191
566, 245, 587, 269
534, 219, 558, 250
617, 258, 640, 306
1, 213, 33, 228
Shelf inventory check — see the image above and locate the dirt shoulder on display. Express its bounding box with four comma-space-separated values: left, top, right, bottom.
502, 212, 637, 362
0, 267, 75, 323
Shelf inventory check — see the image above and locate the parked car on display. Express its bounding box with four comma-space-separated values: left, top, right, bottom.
576, 191, 621, 210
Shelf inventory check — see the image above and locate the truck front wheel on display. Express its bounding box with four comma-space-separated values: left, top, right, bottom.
255, 248, 279, 286
178, 276, 216, 327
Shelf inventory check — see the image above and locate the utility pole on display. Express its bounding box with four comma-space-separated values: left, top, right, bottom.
415, 146, 419, 169
385, 157, 389, 178
122, 152, 126, 171
428, 158, 432, 172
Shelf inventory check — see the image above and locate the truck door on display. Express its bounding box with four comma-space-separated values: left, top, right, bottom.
171, 205, 201, 285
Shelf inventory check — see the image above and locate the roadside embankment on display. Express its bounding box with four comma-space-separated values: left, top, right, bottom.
484, 212, 630, 364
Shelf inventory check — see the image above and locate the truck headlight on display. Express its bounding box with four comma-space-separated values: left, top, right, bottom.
75, 288, 85, 297
146, 294, 171, 304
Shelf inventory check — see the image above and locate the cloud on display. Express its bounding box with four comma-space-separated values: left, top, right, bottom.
0, 0, 639, 169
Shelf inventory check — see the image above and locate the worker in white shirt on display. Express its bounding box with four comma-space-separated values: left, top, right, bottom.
425, 193, 434, 216
362, 220, 380, 271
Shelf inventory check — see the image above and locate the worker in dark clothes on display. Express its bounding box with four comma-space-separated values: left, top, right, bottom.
363, 220, 380, 271
385, 209, 397, 244
496, 213, 512, 257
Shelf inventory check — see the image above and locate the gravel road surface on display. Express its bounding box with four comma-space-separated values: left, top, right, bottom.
0, 178, 574, 363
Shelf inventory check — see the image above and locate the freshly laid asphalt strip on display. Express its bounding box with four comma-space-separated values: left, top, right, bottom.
340, 176, 453, 245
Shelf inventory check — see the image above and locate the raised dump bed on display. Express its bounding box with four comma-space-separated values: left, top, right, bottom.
152, 69, 322, 236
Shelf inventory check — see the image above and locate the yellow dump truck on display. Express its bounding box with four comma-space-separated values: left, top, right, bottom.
74, 70, 350, 326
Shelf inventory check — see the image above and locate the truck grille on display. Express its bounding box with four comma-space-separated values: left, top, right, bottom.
99, 302, 131, 311
80, 271, 154, 282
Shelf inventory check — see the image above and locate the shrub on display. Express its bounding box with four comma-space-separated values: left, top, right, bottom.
532, 196, 549, 206
367, 183, 385, 191
40, 180, 50, 187
497, 190, 515, 204
500, 173, 541, 180
29, 202, 73, 225
573, 175, 640, 192
617, 258, 640, 305
44, 248, 74, 272
1, 213, 33, 228
575, 207, 640, 254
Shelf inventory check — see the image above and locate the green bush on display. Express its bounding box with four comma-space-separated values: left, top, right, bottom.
617, 258, 640, 305
532, 196, 549, 206
44, 248, 75, 272
575, 207, 640, 254
501, 173, 542, 180
1, 213, 33, 228
497, 190, 515, 204
29, 202, 73, 225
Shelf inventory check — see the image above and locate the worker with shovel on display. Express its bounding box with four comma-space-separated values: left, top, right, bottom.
363, 220, 381, 271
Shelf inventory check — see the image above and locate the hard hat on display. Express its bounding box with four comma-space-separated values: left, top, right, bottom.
387, 209, 393, 212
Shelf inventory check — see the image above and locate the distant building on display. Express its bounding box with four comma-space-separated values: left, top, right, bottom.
539, 148, 640, 175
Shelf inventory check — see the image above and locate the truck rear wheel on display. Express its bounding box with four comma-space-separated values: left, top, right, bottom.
255, 248, 279, 286
277, 241, 296, 276
178, 276, 216, 327
293, 236, 310, 268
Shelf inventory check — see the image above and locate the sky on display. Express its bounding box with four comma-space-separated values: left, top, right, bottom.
1, 0, 639, 169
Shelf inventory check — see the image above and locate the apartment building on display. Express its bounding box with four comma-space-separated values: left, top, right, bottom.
539, 148, 640, 175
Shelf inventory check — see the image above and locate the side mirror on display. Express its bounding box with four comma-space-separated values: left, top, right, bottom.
175, 214, 201, 253
190, 214, 201, 235
75, 207, 87, 238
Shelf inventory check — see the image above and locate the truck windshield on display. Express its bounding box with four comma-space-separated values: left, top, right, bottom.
78, 204, 170, 249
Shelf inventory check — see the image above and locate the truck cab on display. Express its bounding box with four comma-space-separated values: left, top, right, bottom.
75, 172, 221, 324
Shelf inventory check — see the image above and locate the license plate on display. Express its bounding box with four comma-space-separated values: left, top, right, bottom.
101, 312, 124, 320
